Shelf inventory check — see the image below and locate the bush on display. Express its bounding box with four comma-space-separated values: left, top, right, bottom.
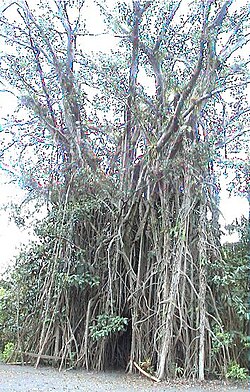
226, 361, 248, 380
0, 342, 15, 363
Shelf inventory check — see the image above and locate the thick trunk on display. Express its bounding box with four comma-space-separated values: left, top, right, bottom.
157, 230, 186, 379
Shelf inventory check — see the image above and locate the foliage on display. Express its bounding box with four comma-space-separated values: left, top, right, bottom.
90, 314, 128, 340
0, 342, 14, 363
0, 287, 5, 323
0, 283, 17, 350
0, 287, 6, 351
210, 216, 249, 371
226, 362, 248, 381
212, 326, 233, 354
56, 272, 100, 290
0, 0, 249, 381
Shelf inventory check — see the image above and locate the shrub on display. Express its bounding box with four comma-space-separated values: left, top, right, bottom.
0, 342, 15, 363
226, 361, 248, 380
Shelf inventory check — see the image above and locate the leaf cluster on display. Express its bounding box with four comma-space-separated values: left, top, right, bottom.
89, 314, 128, 340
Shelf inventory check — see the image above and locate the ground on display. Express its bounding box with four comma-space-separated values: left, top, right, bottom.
0, 363, 248, 392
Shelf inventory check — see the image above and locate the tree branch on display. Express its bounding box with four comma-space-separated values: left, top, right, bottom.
153, 0, 182, 53
209, 0, 233, 30
216, 127, 249, 149
183, 81, 250, 119
157, 32, 206, 151
219, 33, 250, 62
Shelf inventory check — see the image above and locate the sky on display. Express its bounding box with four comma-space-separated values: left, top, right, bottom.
0, 90, 31, 275
0, 0, 249, 274
0, 177, 31, 274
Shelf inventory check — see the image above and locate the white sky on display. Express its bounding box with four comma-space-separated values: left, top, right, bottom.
0, 176, 31, 274
0, 92, 31, 274
0, 0, 249, 274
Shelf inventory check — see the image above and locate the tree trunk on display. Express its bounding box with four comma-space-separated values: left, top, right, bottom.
198, 205, 207, 380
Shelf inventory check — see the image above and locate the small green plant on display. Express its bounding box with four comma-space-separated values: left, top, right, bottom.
1, 342, 15, 362
226, 361, 248, 380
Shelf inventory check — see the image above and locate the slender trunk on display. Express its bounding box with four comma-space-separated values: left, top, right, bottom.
198, 266, 206, 380
198, 205, 207, 380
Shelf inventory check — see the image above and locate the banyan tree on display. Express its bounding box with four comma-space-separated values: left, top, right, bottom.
0, 0, 249, 380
